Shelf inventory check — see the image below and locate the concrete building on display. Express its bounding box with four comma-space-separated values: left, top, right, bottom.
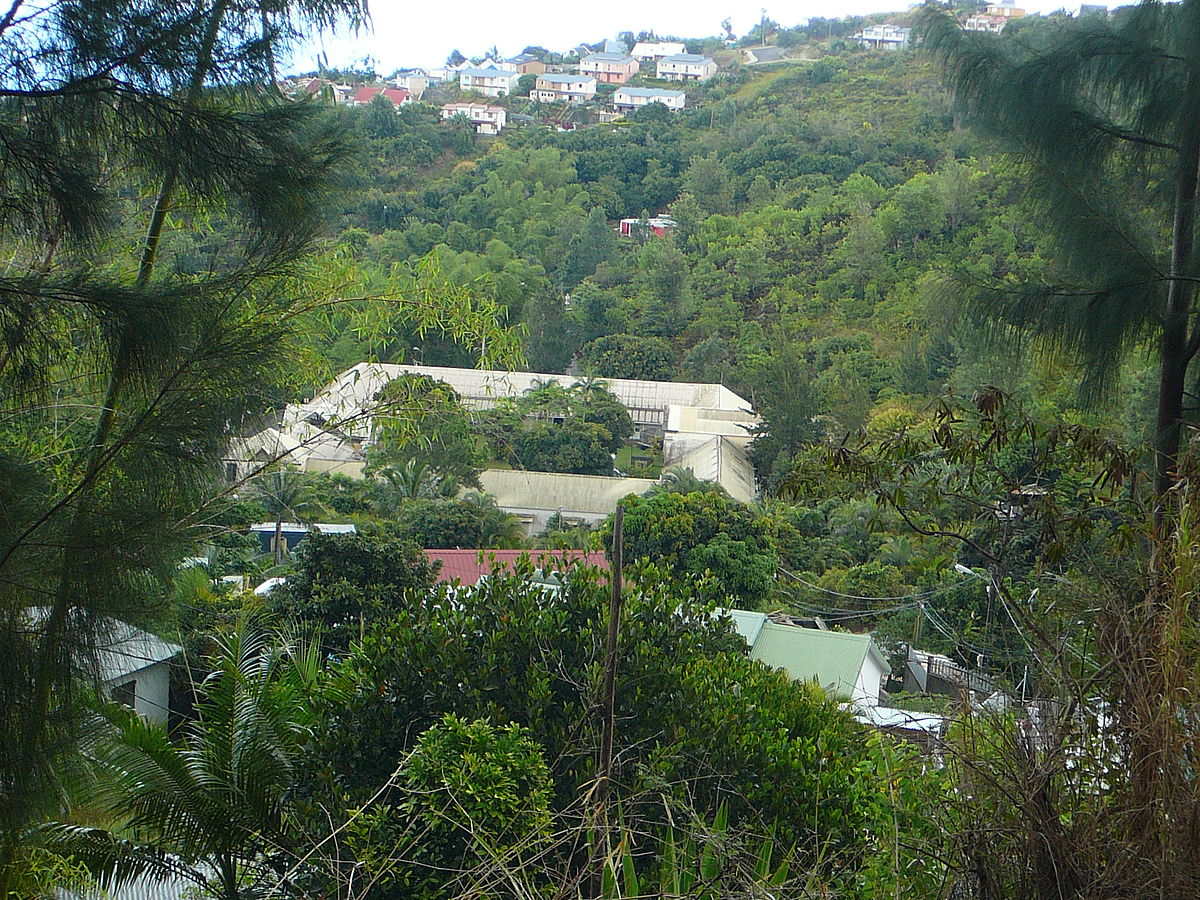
441, 102, 507, 135
853, 24, 911, 49
656, 54, 718, 82
228, 363, 761, 534
580, 52, 639, 84
630, 41, 686, 63
458, 65, 519, 97
531, 73, 597, 103
613, 86, 686, 111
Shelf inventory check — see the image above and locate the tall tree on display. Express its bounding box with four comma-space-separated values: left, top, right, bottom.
919, 2, 1200, 514
0, 0, 365, 883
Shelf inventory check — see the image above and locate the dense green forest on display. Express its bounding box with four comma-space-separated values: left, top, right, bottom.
8, 2, 1200, 899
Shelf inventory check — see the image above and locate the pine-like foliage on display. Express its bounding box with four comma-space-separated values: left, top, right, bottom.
918, 0, 1200, 500
0, 0, 365, 888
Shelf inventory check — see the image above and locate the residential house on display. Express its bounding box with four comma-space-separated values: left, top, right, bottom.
392, 70, 431, 97
506, 53, 546, 74
986, 1, 1026, 16
532, 73, 597, 103
422, 549, 609, 586
964, 13, 1008, 32
853, 24, 912, 49
441, 101, 507, 135
656, 53, 718, 82
613, 86, 686, 111
724, 609, 890, 704
580, 52, 639, 84
458, 65, 519, 97
630, 40, 686, 64
349, 85, 410, 107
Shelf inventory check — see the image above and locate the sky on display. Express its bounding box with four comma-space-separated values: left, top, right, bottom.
286, 0, 1103, 75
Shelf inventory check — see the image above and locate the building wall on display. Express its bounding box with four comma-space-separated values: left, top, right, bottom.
107, 662, 171, 725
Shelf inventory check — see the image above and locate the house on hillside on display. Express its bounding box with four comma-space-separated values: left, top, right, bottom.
580, 52, 639, 84
441, 102, 507, 134
350, 85, 410, 107
631, 41, 686, 64
964, 14, 1008, 32
507, 53, 546, 74
531, 73, 597, 103
392, 70, 431, 97
724, 609, 889, 704
458, 65, 519, 97
613, 87, 686, 111
853, 24, 911, 49
423, 549, 609, 586
656, 54, 718, 82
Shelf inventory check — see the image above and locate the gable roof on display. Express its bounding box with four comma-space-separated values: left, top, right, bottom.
723, 609, 887, 700
352, 85, 410, 105
582, 52, 636, 64
459, 66, 517, 78
537, 72, 595, 84
660, 53, 714, 64
616, 87, 686, 99
27, 609, 181, 683
423, 549, 609, 585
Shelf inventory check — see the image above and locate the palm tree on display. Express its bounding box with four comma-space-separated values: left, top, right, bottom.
919, 2, 1200, 514
522, 379, 572, 420
648, 467, 728, 497
78, 629, 327, 900
248, 469, 325, 564
463, 492, 526, 548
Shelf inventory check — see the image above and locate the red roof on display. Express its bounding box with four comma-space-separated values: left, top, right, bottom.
423, 549, 609, 586
352, 85, 410, 106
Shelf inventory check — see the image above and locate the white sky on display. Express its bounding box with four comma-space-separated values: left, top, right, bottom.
286, 0, 1105, 74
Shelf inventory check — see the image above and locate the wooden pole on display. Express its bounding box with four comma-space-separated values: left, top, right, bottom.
592, 504, 624, 897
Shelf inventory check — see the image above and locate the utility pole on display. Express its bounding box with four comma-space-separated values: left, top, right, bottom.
591, 504, 624, 897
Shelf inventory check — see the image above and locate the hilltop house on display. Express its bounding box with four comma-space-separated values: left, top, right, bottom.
532, 73, 597, 103
580, 52, 639, 84
392, 70, 431, 96
619, 214, 677, 236
349, 85, 410, 107
853, 24, 911, 49
631, 41, 686, 64
506, 53, 546, 74
441, 102, 507, 135
458, 65, 519, 97
656, 53, 718, 82
613, 86, 686, 111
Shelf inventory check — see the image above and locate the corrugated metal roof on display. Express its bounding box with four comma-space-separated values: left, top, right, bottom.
423, 549, 609, 585
721, 607, 886, 701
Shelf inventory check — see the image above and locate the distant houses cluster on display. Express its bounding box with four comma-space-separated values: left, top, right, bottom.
284, 36, 724, 138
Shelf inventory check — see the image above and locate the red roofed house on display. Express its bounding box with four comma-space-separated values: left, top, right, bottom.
350, 85, 411, 107
423, 549, 610, 586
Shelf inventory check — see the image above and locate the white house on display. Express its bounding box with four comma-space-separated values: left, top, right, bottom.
28, 609, 183, 725
723, 609, 889, 705
457, 65, 519, 97
853, 24, 911, 49
630, 41, 686, 63
531, 73, 597, 103
441, 102, 507, 135
613, 86, 686, 111
656, 54, 718, 82
392, 70, 431, 97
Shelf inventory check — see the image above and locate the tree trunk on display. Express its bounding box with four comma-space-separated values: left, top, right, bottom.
1154, 64, 1200, 520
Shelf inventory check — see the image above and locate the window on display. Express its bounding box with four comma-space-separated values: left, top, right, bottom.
111, 680, 136, 710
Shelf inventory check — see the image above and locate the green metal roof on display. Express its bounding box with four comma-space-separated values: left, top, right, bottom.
723, 609, 887, 700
